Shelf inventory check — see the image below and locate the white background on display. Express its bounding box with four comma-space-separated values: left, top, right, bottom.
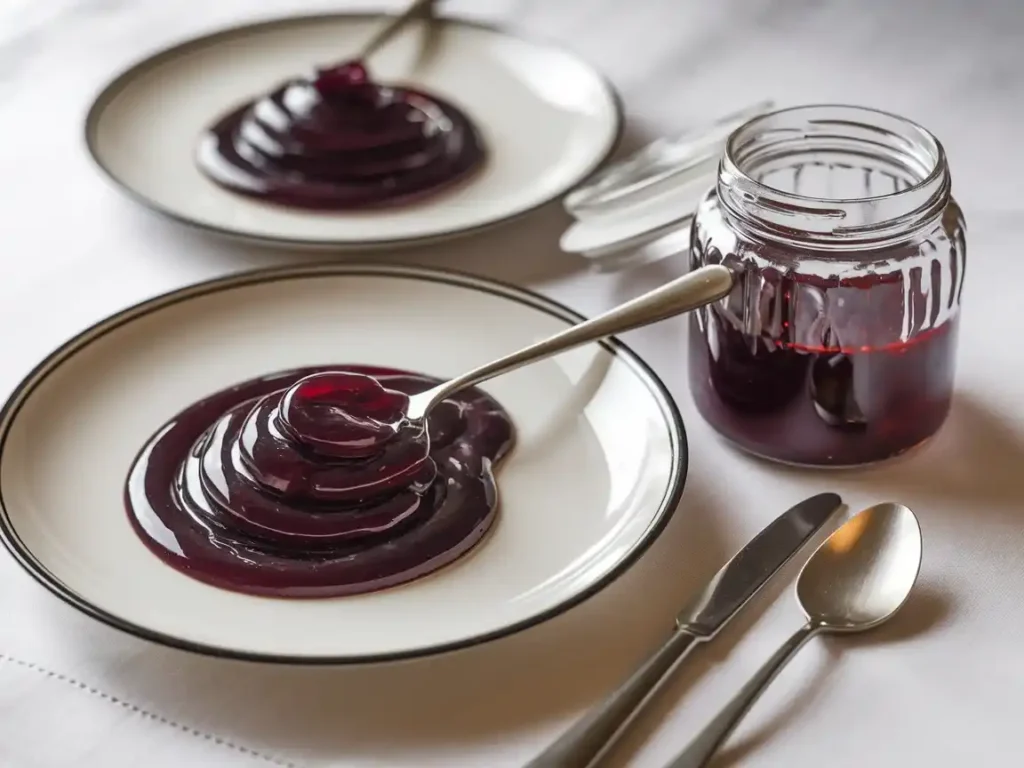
0, 1, 1021, 766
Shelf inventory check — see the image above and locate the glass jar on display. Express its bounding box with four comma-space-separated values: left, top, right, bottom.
688, 105, 966, 467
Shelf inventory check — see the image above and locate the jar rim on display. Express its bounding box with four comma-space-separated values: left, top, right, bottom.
723, 103, 947, 204
718, 104, 951, 245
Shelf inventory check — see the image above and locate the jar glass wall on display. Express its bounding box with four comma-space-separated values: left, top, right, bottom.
688, 105, 967, 467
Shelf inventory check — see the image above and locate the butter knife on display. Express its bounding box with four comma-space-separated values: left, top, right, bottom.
525, 492, 843, 768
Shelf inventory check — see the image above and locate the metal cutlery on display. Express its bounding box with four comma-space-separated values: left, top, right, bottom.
663, 502, 922, 768
357, 0, 440, 60
525, 492, 844, 768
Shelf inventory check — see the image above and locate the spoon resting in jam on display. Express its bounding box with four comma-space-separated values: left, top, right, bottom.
297, 264, 736, 436
195, 56, 486, 211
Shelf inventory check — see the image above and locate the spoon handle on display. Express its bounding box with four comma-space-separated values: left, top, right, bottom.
525, 629, 700, 768
358, 0, 439, 59
421, 265, 733, 411
662, 623, 822, 768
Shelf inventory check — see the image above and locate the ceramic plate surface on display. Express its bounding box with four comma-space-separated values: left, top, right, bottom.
0, 264, 685, 663
85, 13, 623, 249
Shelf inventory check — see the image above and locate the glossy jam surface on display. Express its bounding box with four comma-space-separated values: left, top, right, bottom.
125, 366, 514, 598
690, 269, 959, 466
195, 60, 486, 210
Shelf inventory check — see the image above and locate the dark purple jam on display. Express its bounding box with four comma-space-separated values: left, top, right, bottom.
195, 60, 486, 210
125, 366, 514, 598
689, 269, 959, 467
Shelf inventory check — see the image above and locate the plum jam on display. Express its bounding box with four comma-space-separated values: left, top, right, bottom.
124, 366, 514, 598
195, 60, 486, 210
688, 105, 967, 467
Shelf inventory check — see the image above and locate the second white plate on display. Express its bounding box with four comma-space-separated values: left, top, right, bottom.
85, 13, 623, 249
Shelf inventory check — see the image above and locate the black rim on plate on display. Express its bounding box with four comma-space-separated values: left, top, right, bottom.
83, 12, 626, 250
0, 263, 688, 664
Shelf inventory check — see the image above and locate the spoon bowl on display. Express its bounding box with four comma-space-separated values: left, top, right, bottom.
665, 502, 923, 768
798, 501, 922, 632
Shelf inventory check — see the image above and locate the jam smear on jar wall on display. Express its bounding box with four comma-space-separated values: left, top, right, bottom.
124, 365, 514, 598
195, 60, 486, 211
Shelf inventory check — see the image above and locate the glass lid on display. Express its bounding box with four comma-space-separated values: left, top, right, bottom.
560, 100, 775, 268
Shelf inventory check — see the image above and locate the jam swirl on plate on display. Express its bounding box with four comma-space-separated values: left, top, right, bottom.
195, 60, 486, 210
125, 366, 514, 598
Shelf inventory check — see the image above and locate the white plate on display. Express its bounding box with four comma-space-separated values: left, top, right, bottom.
0, 264, 686, 663
84, 13, 623, 249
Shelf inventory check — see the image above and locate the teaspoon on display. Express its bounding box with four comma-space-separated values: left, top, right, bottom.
403, 265, 733, 423
663, 502, 922, 768
279, 265, 733, 454
357, 0, 440, 60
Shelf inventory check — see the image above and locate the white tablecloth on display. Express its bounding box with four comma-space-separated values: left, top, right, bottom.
1, 1, 1021, 766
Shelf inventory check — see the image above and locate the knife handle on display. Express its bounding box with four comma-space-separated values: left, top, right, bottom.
525, 628, 701, 768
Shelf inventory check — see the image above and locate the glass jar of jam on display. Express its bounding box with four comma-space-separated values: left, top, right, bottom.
688, 105, 966, 466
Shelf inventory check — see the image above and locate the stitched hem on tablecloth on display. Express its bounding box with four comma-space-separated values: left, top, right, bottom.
0, 654, 299, 767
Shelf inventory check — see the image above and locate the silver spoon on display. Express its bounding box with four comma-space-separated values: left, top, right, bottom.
663, 502, 922, 768
281, 266, 732, 453
357, 0, 440, 60
403, 265, 734, 423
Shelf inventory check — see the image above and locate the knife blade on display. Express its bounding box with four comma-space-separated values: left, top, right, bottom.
675, 491, 843, 638
525, 492, 843, 768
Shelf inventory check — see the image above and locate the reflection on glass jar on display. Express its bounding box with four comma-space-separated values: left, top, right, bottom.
689, 105, 966, 467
